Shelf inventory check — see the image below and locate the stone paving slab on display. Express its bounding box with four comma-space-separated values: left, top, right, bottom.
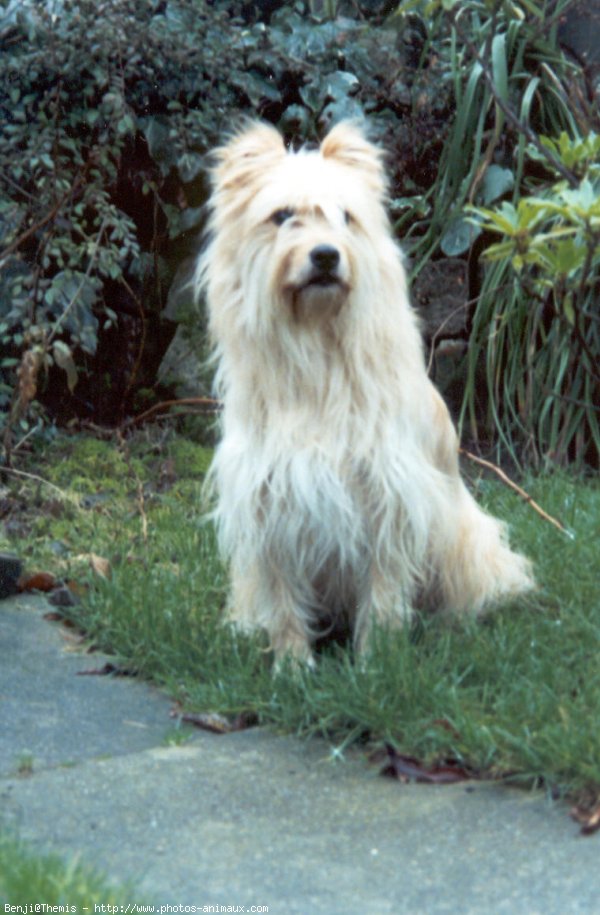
1, 595, 598, 913
0, 594, 177, 776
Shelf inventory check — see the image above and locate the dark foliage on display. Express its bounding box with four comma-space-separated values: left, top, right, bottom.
0, 0, 596, 466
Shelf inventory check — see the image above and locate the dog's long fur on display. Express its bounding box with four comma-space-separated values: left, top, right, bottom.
196, 121, 534, 664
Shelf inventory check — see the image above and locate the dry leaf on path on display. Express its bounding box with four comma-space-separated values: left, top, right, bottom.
571, 801, 600, 836
18, 570, 56, 592
170, 706, 258, 734
379, 745, 476, 784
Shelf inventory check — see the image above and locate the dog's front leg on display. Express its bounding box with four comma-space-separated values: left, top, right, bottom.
228, 558, 315, 667
353, 561, 414, 655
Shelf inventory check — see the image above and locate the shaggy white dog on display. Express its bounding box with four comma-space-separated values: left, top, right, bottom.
196, 120, 534, 665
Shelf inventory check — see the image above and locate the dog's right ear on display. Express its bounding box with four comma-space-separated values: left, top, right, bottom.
210, 121, 286, 196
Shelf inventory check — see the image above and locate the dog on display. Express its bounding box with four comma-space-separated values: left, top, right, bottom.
195, 120, 534, 665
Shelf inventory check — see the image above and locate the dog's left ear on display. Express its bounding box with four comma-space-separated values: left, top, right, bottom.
320, 122, 387, 197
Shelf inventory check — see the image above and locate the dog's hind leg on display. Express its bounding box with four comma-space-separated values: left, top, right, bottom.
422, 384, 534, 614
430, 487, 535, 616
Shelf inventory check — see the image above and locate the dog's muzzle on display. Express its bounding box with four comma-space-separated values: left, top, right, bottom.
306, 244, 342, 288
285, 243, 351, 319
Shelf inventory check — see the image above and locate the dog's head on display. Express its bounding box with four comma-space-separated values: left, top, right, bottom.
204, 121, 394, 327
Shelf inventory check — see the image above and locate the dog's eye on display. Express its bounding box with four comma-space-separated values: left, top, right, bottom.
344, 210, 354, 226
271, 208, 295, 226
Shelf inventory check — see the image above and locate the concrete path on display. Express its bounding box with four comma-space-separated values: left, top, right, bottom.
1, 594, 598, 913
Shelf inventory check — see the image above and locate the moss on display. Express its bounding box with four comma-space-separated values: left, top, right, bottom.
10, 430, 212, 571
167, 439, 213, 478
44, 435, 138, 494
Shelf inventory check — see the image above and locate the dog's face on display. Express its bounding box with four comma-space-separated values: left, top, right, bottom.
253, 153, 359, 322
260, 188, 352, 321
206, 121, 392, 327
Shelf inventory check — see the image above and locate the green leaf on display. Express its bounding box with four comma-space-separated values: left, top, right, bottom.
300, 70, 359, 113
515, 197, 551, 229
482, 165, 514, 205
562, 294, 575, 326
232, 70, 281, 107
117, 113, 136, 137
559, 179, 598, 217
177, 153, 204, 184
470, 201, 519, 236
440, 215, 481, 256
549, 238, 587, 275
141, 117, 177, 176
324, 71, 360, 101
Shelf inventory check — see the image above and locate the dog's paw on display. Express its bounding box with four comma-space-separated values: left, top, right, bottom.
271, 637, 316, 675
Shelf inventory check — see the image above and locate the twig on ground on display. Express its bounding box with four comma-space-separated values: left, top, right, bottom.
460, 448, 573, 538
122, 397, 222, 428
0, 466, 78, 504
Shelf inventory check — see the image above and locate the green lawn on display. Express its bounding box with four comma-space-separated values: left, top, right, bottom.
9, 432, 600, 802
0, 832, 137, 906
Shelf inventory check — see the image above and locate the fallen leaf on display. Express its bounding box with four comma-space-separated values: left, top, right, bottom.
379, 745, 476, 784
18, 571, 56, 592
43, 611, 65, 622
179, 711, 233, 733
170, 707, 258, 734
77, 662, 136, 677
89, 553, 111, 578
571, 802, 600, 836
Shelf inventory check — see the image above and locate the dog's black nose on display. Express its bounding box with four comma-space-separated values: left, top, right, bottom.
310, 245, 340, 273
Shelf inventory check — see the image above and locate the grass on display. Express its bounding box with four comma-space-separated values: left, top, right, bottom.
0, 832, 138, 905
8, 430, 600, 802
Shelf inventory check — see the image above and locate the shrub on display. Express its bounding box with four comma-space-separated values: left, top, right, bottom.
0, 0, 237, 447
0, 0, 595, 467
466, 132, 600, 468
392, 0, 599, 468
0, 0, 449, 451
